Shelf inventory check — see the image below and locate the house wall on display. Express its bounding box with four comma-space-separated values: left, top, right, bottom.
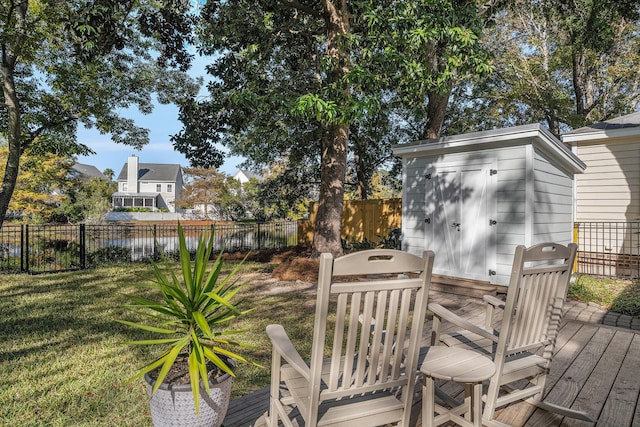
574, 137, 640, 221
532, 149, 575, 245
139, 181, 177, 212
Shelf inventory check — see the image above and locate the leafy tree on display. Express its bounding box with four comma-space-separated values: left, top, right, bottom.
253, 165, 314, 221
176, 167, 227, 219
447, 0, 640, 134
361, 0, 497, 139
0, 146, 72, 222
174, 0, 495, 256
56, 175, 117, 223
0, 0, 198, 227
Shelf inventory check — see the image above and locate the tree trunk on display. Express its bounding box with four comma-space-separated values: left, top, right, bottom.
312, 0, 350, 258
422, 40, 453, 140
312, 123, 348, 257
572, 48, 587, 118
354, 151, 369, 200
423, 88, 451, 139
0, 3, 27, 229
0, 66, 21, 229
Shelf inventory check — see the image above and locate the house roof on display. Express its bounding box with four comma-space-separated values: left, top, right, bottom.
71, 163, 108, 181
392, 123, 586, 174
116, 163, 181, 182
234, 169, 262, 182
562, 111, 640, 142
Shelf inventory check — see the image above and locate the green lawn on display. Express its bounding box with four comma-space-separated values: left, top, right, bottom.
0, 262, 314, 427
1, 262, 638, 426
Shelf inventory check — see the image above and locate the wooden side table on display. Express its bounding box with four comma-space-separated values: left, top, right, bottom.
421, 346, 496, 427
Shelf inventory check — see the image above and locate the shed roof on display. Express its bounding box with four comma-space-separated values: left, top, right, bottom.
562, 111, 640, 142
392, 123, 586, 174
116, 163, 181, 182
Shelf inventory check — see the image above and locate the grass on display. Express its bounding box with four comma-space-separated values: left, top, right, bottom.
0, 261, 315, 427
568, 274, 640, 316
1, 261, 638, 426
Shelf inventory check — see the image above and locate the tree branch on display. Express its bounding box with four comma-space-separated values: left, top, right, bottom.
277, 0, 323, 18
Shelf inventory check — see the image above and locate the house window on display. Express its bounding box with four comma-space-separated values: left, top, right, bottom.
167, 184, 173, 193
123, 183, 128, 192
156, 184, 162, 192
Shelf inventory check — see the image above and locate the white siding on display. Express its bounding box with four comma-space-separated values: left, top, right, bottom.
575, 138, 640, 221
401, 157, 429, 256
532, 150, 574, 245
397, 126, 580, 286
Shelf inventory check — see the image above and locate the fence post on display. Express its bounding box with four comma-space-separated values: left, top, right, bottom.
153, 224, 158, 260
24, 224, 29, 273
257, 223, 262, 250
80, 224, 86, 270
573, 222, 579, 273
20, 224, 24, 272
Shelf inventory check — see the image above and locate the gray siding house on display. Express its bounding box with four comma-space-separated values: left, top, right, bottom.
392, 124, 585, 286
112, 155, 184, 213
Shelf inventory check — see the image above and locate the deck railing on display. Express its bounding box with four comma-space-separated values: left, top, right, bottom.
574, 221, 640, 279
0, 221, 298, 274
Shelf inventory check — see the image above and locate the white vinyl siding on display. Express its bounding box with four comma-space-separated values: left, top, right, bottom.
533, 150, 574, 245
395, 125, 581, 286
401, 156, 429, 255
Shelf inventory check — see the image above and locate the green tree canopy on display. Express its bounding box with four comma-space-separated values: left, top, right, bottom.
446, 0, 640, 135
0, 0, 199, 226
174, 0, 495, 256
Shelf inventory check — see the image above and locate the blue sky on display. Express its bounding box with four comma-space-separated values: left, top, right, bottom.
76, 55, 244, 177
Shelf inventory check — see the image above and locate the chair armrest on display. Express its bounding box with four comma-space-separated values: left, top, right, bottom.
428, 303, 498, 343
483, 295, 505, 309
482, 295, 505, 330
266, 324, 311, 381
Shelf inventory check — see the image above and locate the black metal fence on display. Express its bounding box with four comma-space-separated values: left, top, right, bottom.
0, 221, 299, 274
574, 221, 640, 279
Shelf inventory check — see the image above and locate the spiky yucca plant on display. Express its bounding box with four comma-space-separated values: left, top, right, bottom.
118, 223, 256, 413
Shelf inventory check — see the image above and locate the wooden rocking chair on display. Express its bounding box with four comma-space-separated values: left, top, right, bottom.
429, 242, 597, 426
266, 249, 435, 427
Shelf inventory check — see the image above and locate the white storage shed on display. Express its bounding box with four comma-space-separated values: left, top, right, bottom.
392, 124, 586, 286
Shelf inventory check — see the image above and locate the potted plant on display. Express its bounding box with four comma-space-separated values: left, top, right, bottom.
118, 223, 257, 427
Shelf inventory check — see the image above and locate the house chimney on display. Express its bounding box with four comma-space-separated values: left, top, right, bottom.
127, 155, 139, 193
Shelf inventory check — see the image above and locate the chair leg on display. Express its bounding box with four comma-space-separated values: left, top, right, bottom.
423, 375, 435, 427
472, 383, 483, 427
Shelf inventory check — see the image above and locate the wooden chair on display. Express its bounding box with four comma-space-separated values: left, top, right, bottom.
429, 242, 597, 426
266, 249, 435, 427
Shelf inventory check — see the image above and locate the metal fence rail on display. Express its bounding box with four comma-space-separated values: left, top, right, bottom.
574, 221, 640, 279
0, 221, 298, 274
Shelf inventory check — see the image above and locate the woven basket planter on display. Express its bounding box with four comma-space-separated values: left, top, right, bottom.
144, 366, 233, 427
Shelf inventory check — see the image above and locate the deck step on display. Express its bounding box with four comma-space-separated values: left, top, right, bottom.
431, 274, 497, 298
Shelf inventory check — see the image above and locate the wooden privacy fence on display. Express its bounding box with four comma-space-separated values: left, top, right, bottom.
298, 198, 402, 246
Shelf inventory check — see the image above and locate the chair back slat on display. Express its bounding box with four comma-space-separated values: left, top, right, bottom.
501, 243, 577, 356
315, 249, 434, 401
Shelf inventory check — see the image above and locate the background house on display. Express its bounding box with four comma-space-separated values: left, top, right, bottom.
393, 124, 585, 286
112, 155, 184, 213
70, 163, 109, 182
233, 169, 261, 184
562, 112, 640, 277
563, 112, 640, 222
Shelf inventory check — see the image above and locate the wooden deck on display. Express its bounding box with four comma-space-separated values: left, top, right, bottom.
222, 291, 640, 427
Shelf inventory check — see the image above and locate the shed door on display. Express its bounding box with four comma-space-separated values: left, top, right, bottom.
425, 162, 496, 282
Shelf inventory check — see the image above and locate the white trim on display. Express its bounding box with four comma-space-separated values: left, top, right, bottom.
562, 126, 640, 143
392, 124, 585, 174
525, 144, 534, 246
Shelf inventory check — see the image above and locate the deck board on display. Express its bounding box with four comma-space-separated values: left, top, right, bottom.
222, 291, 640, 427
